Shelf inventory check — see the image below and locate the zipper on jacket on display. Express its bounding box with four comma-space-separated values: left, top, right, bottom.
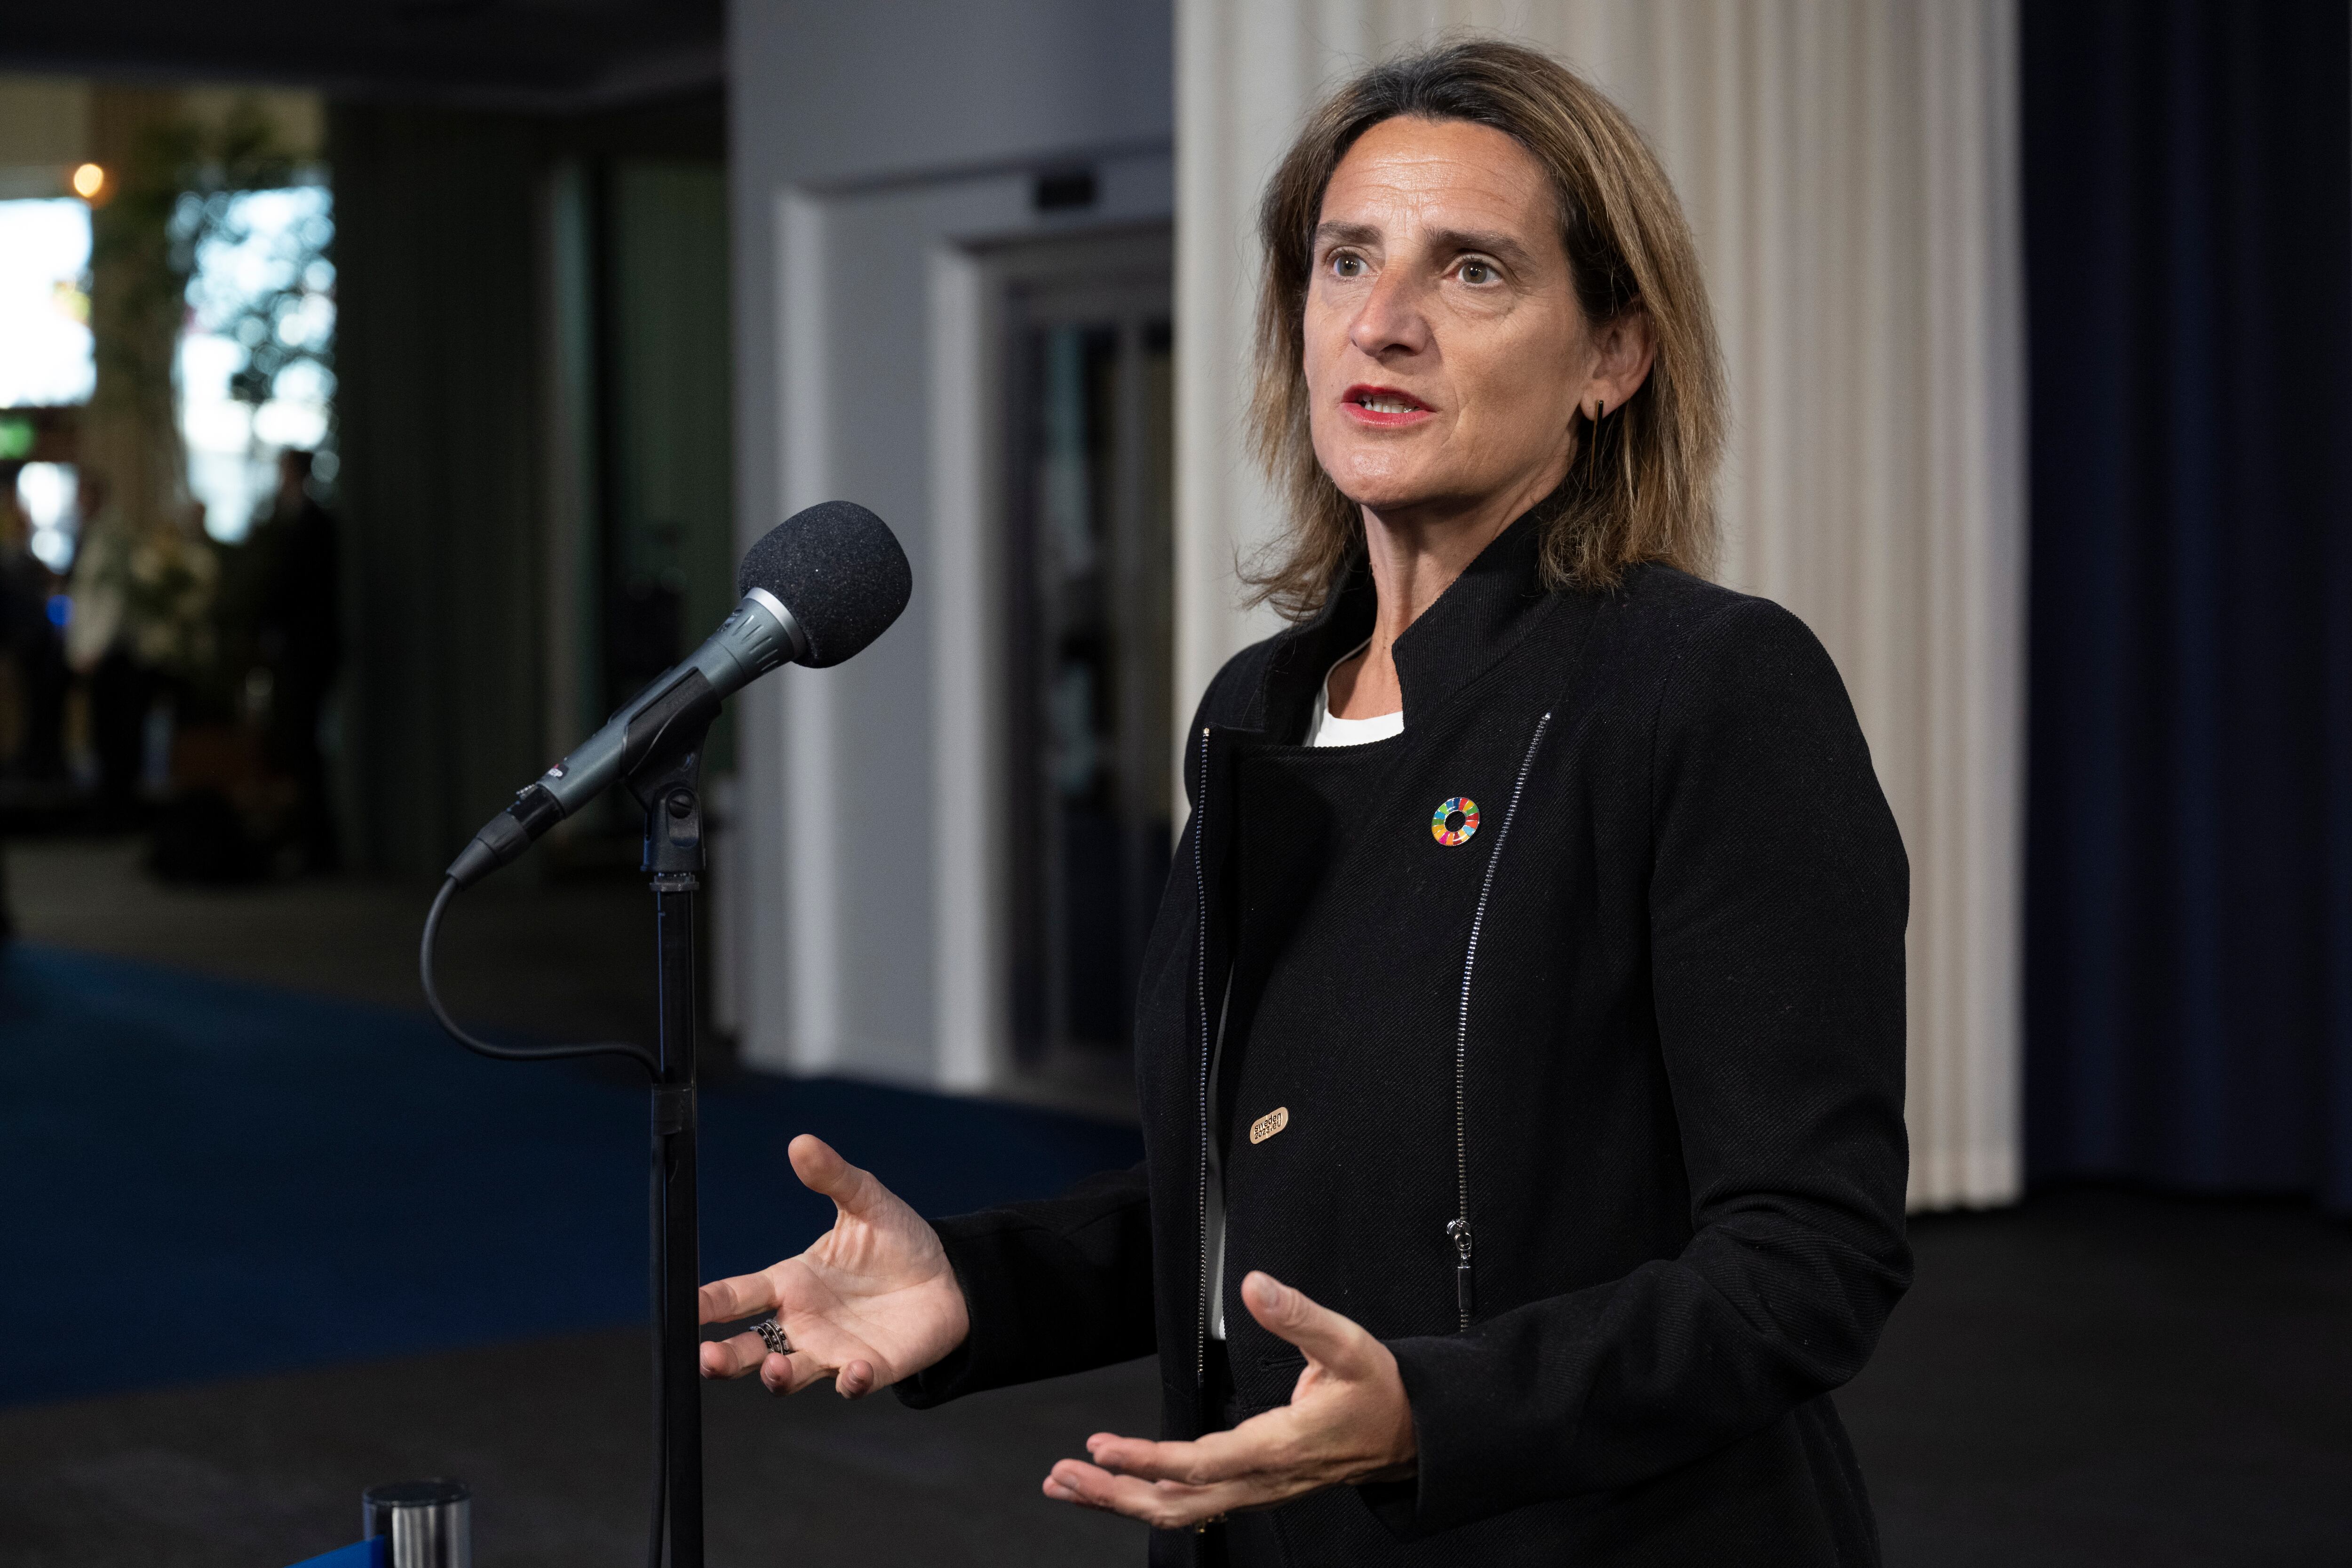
1193, 725, 1213, 1388
1449, 710, 1552, 1330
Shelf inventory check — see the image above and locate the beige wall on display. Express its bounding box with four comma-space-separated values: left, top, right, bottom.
0, 76, 321, 193
0, 75, 90, 192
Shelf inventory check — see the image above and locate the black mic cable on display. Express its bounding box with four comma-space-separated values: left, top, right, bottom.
421, 871, 669, 1568
419, 876, 662, 1076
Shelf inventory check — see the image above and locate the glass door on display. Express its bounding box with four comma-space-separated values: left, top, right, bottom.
1002, 264, 1174, 1074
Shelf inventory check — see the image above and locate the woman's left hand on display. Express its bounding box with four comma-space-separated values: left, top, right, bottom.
1041, 1270, 1416, 1529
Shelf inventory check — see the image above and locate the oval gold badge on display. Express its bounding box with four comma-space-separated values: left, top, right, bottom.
1248, 1106, 1289, 1145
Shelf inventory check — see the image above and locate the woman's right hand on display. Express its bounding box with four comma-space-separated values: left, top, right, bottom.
697, 1133, 970, 1398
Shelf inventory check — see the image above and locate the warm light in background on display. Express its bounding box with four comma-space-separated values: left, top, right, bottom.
70, 162, 104, 200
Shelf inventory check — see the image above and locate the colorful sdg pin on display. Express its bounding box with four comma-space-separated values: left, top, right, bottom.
1431, 796, 1480, 845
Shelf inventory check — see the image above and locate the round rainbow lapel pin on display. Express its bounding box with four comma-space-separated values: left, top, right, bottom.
1431, 796, 1480, 845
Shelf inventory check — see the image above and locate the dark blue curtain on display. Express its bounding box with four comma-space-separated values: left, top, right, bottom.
2023, 0, 2352, 1210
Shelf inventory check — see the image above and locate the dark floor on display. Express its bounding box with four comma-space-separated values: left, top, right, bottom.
0, 1332, 1160, 1568
0, 836, 654, 1043
0, 891, 1140, 1408
2, 1189, 2342, 1567
1851, 1189, 2352, 1566
3, 840, 2349, 1565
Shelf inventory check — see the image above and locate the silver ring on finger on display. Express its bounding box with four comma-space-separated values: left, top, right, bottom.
755, 1316, 792, 1356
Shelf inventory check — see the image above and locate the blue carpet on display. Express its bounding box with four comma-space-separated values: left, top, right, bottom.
0, 942, 1142, 1407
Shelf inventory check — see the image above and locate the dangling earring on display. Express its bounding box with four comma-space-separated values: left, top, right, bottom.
1583, 400, 1606, 486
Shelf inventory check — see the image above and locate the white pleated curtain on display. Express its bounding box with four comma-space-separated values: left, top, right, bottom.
1175, 0, 2025, 1209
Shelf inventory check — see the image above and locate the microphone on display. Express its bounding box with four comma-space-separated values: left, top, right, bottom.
444, 500, 911, 888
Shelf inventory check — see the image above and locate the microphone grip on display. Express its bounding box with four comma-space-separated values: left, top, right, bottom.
447, 783, 566, 889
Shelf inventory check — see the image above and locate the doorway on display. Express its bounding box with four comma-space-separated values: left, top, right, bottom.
997, 238, 1174, 1082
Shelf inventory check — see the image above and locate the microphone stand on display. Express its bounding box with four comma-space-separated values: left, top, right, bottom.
422, 697, 731, 1568
627, 720, 715, 1568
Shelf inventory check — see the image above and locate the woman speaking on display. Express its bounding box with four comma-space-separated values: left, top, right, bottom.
699, 39, 1911, 1567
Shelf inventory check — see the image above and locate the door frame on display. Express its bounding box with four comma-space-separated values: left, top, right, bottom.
930, 225, 1171, 1109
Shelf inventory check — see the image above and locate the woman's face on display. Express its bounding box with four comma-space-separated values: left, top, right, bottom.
1303, 116, 1603, 524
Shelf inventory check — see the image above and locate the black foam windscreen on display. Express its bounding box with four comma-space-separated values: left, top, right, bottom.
735, 501, 912, 669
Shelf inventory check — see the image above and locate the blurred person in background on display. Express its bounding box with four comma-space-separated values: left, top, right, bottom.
0, 464, 68, 939
0, 463, 70, 785
252, 448, 341, 872
0, 463, 32, 940
64, 470, 149, 822
696, 41, 1909, 1568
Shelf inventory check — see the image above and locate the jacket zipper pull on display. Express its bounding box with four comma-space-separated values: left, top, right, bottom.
1446, 1217, 1475, 1325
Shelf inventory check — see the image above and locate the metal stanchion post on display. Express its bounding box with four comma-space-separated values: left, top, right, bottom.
363, 1479, 471, 1568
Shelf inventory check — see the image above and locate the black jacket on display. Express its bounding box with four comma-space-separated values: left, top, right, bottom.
901, 504, 1912, 1565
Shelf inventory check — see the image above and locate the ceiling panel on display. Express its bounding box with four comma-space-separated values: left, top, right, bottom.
0, 0, 723, 109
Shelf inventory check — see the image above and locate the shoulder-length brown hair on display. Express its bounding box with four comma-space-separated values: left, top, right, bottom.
1247, 39, 1727, 617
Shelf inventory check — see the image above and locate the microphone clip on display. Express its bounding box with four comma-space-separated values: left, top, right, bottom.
628, 701, 717, 884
